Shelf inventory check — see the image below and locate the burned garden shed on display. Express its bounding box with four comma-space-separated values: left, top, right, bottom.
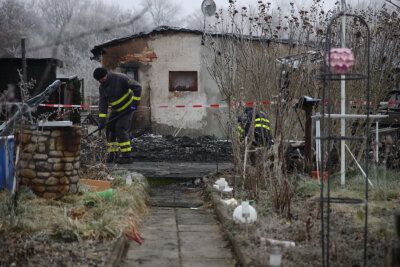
90, 26, 302, 138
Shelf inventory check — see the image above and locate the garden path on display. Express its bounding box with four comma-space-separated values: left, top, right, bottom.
121, 183, 237, 267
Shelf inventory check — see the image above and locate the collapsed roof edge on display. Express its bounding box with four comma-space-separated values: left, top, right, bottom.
90, 25, 319, 60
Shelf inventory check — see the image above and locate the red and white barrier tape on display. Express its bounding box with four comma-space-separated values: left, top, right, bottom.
38, 104, 148, 109
28, 100, 400, 109
38, 102, 277, 109
349, 101, 398, 105
39, 104, 98, 108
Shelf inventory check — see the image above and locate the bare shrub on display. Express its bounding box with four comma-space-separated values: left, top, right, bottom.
204, 0, 399, 217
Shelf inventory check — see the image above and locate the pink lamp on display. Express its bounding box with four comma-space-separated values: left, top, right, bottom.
326, 48, 355, 74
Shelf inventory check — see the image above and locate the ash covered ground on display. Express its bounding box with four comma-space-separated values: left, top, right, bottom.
130, 134, 233, 163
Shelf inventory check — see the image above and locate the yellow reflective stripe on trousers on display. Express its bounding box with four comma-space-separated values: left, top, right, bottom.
120, 147, 132, 152
108, 142, 118, 146
115, 95, 134, 112
107, 142, 119, 152
255, 124, 270, 130
99, 113, 107, 118
133, 96, 141, 101
255, 118, 270, 124
119, 141, 130, 147
110, 89, 132, 106
119, 141, 131, 153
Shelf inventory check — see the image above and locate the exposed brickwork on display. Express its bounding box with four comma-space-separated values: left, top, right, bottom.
119, 47, 157, 63
16, 126, 81, 199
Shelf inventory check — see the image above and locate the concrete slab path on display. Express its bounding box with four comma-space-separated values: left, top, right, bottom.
121, 185, 237, 267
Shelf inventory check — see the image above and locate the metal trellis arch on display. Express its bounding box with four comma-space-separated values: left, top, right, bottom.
315, 11, 371, 267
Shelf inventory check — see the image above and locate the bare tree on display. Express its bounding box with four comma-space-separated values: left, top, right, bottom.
204, 0, 399, 215
141, 0, 182, 27
0, 0, 46, 57
38, 0, 78, 30
0, 0, 149, 104
184, 11, 206, 30
57, 0, 149, 104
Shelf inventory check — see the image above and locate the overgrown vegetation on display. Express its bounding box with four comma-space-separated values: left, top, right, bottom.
204, 0, 399, 265
0, 0, 203, 104
0, 170, 148, 266
209, 164, 400, 266
205, 0, 399, 218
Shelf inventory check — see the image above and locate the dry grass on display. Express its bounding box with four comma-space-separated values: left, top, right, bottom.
208, 166, 400, 266
0, 170, 149, 243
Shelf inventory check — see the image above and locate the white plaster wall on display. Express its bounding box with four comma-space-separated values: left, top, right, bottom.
143, 33, 227, 137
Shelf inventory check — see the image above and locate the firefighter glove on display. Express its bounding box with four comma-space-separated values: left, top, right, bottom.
130, 105, 137, 111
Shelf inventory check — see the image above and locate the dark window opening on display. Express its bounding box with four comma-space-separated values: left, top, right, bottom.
122, 67, 139, 82
169, 71, 198, 92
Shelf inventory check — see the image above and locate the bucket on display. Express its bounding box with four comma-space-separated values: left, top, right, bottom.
0, 135, 14, 190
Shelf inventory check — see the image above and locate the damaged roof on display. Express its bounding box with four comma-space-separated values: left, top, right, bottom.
91, 26, 203, 58
91, 25, 317, 59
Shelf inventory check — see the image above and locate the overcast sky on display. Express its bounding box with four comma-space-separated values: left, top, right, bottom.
112, 0, 255, 15
110, 0, 383, 16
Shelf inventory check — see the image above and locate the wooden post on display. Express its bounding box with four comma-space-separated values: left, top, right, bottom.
21, 38, 27, 83
301, 96, 320, 174
303, 102, 314, 174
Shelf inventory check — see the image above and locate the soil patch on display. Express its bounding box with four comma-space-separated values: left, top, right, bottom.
206, 169, 400, 266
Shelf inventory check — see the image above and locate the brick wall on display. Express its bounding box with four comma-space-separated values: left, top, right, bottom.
119, 47, 157, 64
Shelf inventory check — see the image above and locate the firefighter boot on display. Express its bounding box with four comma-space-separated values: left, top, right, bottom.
116, 157, 132, 164
106, 152, 116, 163
116, 153, 132, 164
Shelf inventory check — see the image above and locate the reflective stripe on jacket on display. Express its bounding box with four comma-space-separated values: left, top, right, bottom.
98, 72, 142, 119
238, 125, 245, 137
254, 117, 271, 131
237, 109, 272, 141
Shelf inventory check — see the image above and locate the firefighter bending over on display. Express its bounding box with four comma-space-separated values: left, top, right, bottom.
238, 107, 273, 148
93, 67, 142, 164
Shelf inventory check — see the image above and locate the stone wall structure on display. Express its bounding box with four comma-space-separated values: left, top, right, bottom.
16, 125, 81, 199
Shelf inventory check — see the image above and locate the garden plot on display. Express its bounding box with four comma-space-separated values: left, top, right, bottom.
207, 166, 400, 266
0, 170, 148, 266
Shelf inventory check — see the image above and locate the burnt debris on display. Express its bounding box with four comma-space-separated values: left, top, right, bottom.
130, 134, 233, 163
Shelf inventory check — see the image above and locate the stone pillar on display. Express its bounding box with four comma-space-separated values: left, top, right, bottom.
16, 125, 81, 199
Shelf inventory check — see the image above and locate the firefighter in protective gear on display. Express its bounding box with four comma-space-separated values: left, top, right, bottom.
93, 67, 142, 164
238, 107, 273, 148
